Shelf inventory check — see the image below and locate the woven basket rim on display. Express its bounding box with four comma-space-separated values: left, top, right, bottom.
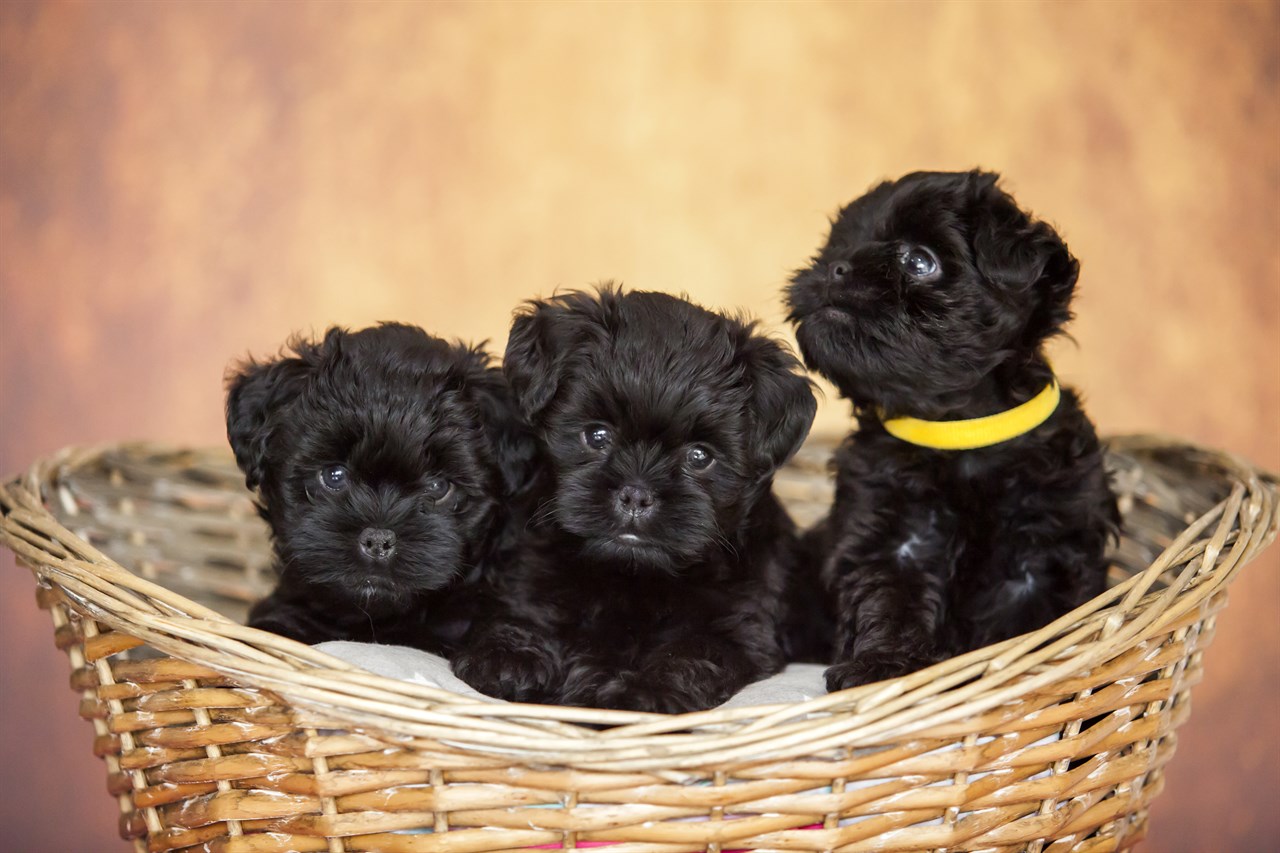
1, 432, 1275, 772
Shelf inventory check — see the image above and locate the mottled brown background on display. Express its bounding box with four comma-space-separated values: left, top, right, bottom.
0, 1, 1276, 850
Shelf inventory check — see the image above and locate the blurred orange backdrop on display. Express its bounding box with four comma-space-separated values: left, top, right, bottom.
1, 1, 1276, 850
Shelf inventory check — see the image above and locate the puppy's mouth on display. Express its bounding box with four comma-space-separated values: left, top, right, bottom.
353, 575, 404, 603
789, 285, 860, 324
360, 576, 398, 593
350, 567, 442, 603
795, 303, 859, 337
607, 532, 658, 555
812, 304, 852, 322
581, 532, 680, 572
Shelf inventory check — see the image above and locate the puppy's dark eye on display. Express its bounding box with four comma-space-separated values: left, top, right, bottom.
582, 424, 614, 452
424, 477, 452, 503
827, 260, 852, 282
686, 445, 715, 471
319, 464, 349, 492
899, 246, 940, 279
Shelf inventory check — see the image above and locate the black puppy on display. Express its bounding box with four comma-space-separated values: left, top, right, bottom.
452, 286, 817, 712
786, 170, 1119, 692
227, 323, 537, 650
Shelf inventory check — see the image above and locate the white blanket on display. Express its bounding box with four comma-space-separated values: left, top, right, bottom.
315, 640, 829, 709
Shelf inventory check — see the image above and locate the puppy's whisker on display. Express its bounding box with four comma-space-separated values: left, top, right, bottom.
356, 595, 377, 644
703, 517, 740, 561
458, 558, 482, 583
526, 497, 559, 530
713, 529, 740, 561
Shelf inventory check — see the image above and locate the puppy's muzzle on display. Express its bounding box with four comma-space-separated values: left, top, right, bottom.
613, 484, 657, 523
358, 527, 398, 563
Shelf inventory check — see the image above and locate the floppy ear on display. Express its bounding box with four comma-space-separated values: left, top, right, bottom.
502, 289, 609, 424
968, 170, 1080, 346
456, 346, 543, 499
502, 307, 562, 424
737, 331, 817, 475
225, 334, 328, 489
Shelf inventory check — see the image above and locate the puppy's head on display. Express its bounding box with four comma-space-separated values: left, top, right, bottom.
785, 170, 1078, 415
226, 323, 535, 609
505, 286, 815, 572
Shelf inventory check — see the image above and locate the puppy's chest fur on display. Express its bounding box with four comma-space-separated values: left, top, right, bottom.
561, 566, 733, 648
513, 537, 778, 663
827, 400, 1115, 647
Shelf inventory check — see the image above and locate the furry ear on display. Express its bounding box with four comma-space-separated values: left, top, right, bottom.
503, 289, 611, 424
968, 171, 1080, 346
736, 331, 817, 474
455, 346, 543, 499
225, 333, 329, 490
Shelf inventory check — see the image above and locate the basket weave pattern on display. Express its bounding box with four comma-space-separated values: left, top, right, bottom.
1, 436, 1275, 853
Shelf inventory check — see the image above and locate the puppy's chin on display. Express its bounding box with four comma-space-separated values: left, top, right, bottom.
789, 279, 877, 372
792, 306, 899, 399
578, 533, 687, 575
791, 292, 999, 412
342, 575, 415, 612
344, 562, 463, 603
793, 305, 857, 362
281, 546, 466, 612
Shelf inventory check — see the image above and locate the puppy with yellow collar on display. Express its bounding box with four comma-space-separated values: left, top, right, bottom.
785, 170, 1119, 693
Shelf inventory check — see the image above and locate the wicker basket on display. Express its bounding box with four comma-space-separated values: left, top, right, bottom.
0, 435, 1275, 853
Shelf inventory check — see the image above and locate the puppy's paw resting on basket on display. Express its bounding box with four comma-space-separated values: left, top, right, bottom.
582, 657, 739, 714
825, 647, 946, 693
451, 624, 565, 704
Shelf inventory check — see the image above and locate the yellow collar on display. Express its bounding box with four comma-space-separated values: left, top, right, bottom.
880, 377, 1061, 450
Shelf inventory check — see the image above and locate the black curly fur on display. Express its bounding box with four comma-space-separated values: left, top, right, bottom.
226, 323, 539, 650
784, 170, 1120, 692
451, 286, 817, 712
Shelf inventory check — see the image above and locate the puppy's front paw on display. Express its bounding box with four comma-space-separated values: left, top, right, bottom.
596, 658, 732, 713
452, 630, 564, 703
825, 649, 943, 693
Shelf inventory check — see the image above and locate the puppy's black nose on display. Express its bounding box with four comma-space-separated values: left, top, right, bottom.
358, 527, 397, 562
614, 485, 656, 521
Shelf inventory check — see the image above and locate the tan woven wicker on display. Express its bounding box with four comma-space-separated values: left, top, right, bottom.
0, 435, 1275, 853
